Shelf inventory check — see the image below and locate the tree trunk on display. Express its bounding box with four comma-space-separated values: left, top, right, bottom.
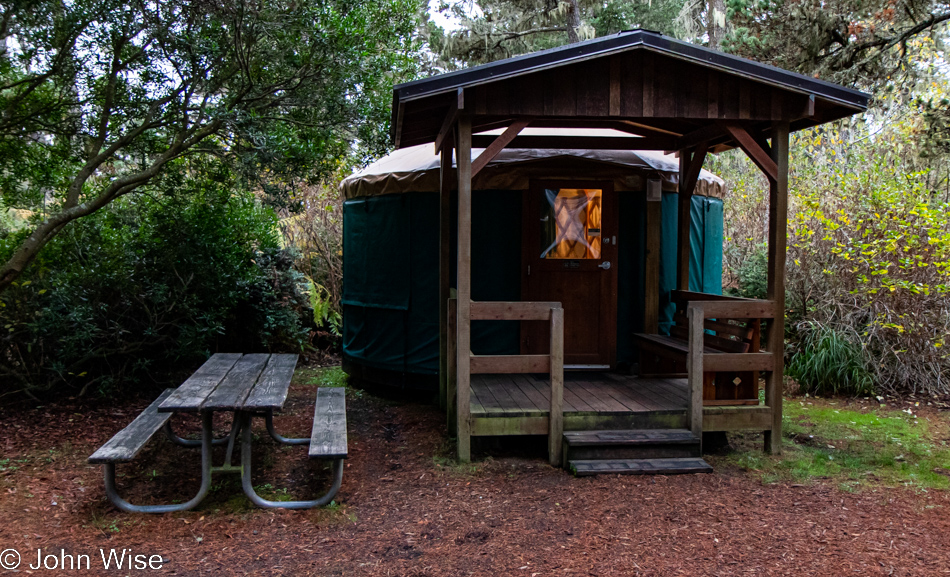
566, 0, 581, 44
707, 0, 726, 50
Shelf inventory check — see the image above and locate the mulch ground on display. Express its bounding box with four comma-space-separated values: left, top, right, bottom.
2, 370, 950, 576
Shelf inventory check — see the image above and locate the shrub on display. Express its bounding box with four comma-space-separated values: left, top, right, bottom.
0, 169, 311, 399
787, 321, 874, 396
716, 96, 950, 395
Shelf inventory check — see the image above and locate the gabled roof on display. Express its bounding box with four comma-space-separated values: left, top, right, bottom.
392, 29, 869, 149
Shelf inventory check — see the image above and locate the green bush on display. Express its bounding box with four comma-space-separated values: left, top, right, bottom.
786, 321, 874, 397
725, 244, 768, 299
0, 169, 310, 399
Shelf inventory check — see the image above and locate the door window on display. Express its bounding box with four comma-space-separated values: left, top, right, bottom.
539, 188, 603, 259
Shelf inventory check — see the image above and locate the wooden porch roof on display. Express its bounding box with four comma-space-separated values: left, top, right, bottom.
392, 29, 869, 151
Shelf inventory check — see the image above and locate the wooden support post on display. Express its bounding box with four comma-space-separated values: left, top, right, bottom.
438, 142, 453, 411
456, 114, 473, 463
687, 305, 704, 446
644, 200, 661, 333
677, 154, 691, 291
676, 145, 708, 292
447, 297, 457, 436
548, 307, 564, 467
764, 123, 789, 455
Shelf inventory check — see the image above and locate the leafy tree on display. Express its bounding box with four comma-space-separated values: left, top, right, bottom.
0, 0, 421, 293
723, 0, 949, 88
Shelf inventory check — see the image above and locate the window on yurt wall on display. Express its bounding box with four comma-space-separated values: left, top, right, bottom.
539, 188, 603, 259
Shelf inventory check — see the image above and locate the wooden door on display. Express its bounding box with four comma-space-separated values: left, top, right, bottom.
521, 181, 618, 368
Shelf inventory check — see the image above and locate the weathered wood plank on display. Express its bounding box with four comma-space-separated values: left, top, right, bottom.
89, 389, 174, 464
456, 114, 473, 462
470, 300, 559, 321
703, 406, 772, 431
243, 354, 298, 411
687, 307, 704, 441
471, 416, 549, 436
497, 375, 542, 414
703, 352, 774, 372
309, 387, 347, 459
470, 135, 676, 150
570, 457, 712, 476
439, 144, 454, 412
471, 119, 530, 177
722, 122, 778, 180
201, 353, 269, 411
470, 354, 550, 374
549, 307, 564, 466
482, 374, 523, 414
690, 300, 776, 319
447, 297, 458, 434
608, 55, 621, 116
510, 375, 551, 412
158, 353, 242, 412
561, 379, 596, 413
765, 123, 789, 454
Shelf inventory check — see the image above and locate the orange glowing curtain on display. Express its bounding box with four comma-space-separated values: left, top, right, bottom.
546, 189, 602, 259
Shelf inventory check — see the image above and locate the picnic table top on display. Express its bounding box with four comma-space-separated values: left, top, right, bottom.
158, 353, 299, 413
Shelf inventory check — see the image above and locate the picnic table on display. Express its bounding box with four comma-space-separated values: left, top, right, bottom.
88, 353, 348, 513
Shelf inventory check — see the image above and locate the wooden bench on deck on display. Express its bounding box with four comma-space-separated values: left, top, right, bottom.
633, 291, 763, 405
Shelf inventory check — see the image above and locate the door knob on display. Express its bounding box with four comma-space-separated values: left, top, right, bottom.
598, 261, 611, 270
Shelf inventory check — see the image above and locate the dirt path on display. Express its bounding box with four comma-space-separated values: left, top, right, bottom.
1, 375, 949, 576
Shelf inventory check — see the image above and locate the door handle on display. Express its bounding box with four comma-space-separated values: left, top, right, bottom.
598, 261, 611, 270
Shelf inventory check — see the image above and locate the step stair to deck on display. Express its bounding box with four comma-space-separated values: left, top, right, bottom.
563, 429, 712, 476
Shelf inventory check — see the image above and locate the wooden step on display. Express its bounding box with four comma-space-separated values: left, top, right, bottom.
569, 457, 713, 477
563, 429, 701, 461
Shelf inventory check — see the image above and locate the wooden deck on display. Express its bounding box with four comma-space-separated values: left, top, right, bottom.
469, 372, 771, 436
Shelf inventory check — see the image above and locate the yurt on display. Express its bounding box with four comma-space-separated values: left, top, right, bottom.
340, 128, 726, 391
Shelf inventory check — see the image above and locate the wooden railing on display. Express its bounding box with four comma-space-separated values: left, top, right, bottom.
684, 296, 777, 438
448, 298, 565, 466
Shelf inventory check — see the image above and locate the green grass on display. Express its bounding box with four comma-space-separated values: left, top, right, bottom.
725, 399, 950, 490
296, 366, 348, 388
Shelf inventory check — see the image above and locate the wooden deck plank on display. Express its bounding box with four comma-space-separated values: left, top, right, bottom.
641, 379, 689, 407
471, 376, 502, 413
569, 379, 629, 412
202, 354, 270, 411
592, 379, 655, 412
468, 374, 697, 417
627, 376, 688, 407
499, 374, 543, 413
470, 382, 488, 415
602, 377, 667, 411
561, 380, 597, 412
483, 374, 523, 413
511, 375, 552, 412
158, 353, 243, 412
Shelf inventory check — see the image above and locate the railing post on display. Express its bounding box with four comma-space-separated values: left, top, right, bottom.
447, 297, 458, 437
687, 304, 704, 447
548, 307, 564, 467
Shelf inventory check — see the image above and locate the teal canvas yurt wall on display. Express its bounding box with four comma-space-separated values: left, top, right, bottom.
340, 131, 726, 390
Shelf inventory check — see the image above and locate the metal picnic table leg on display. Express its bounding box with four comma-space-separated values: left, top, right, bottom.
239, 412, 343, 510
163, 415, 238, 447
264, 409, 310, 445
103, 412, 214, 514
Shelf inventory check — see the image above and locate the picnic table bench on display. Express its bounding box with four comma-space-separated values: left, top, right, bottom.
88, 353, 348, 513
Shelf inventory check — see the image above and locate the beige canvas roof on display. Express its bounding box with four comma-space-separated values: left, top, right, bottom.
341, 128, 726, 200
